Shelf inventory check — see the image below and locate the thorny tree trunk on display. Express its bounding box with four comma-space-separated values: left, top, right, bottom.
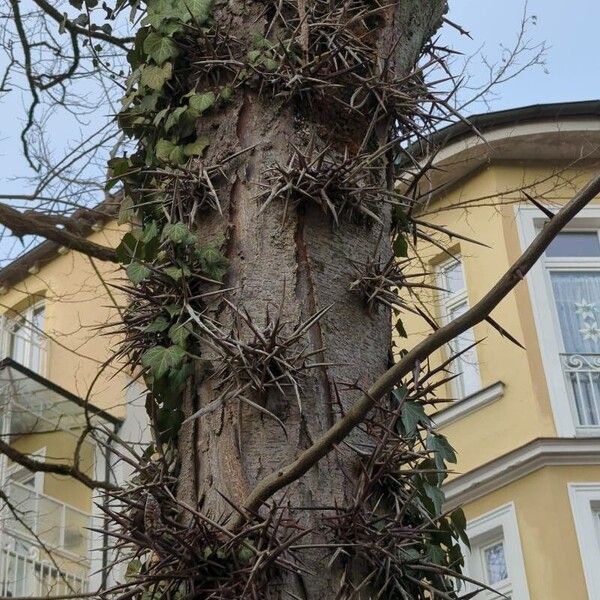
176, 2, 447, 598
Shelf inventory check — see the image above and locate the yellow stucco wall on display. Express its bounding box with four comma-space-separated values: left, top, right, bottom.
401, 162, 600, 476
0, 222, 128, 415
462, 465, 600, 600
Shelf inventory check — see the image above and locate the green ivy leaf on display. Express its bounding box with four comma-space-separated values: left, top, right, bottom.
164, 106, 187, 133
140, 62, 172, 90
141, 345, 186, 379
145, 317, 170, 333
143, 32, 179, 64
183, 0, 213, 24
163, 222, 196, 245
247, 49, 262, 64
219, 85, 234, 101
155, 139, 176, 162
451, 509, 470, 549
188, 91, 216, 113
117, 196, 135, 225
427, 433, 457, 471
163, 265, 190, 281
183, 136, 210, 157
262, 57, 278, 71
106, 157, 132, 191
169, 322, 192, 346
423, 481, 445, 516
197, 244, 228, 281
126, 262, 151, 284
400, 400, 431, 436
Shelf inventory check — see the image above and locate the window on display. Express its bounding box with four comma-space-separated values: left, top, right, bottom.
1, 303, 46, 374
462, 503, 529, 600
438, 258, 481, 399
569, 483, 600, 599
516, 207, 600, 437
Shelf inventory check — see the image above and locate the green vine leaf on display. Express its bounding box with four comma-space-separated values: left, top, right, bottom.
188, 91, 216, 114
126, 262, 151, 284
163, 222, 196, 245
183, 136, 210, 157
140, 62, 173, 90
155, 139, 186, 164
164, 106, 187, 133
145, 317, 170, 333
143, 32, 179, 65
117, 196, 135, 225
169, 322, 192, 346
141, 345, 186, 379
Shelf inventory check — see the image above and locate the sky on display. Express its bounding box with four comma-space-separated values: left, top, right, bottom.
441, 0, 600, 112
0, 1, 599, 197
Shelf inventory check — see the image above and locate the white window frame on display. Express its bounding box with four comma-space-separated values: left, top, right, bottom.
568, 482, 600, 599
0, 300, 47, 375
461, 502, 530, 600
516, 206, 600, 437
436, 256, 482, 400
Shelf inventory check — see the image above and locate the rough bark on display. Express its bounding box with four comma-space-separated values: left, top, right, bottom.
176, 2, 448, 598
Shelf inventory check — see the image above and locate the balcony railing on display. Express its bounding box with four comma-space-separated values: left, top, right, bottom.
560, 353, 600, 427
3, 481, 90, 558
0, 545, 87, 598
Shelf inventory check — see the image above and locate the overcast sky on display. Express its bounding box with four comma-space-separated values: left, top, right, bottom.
0, 1, 598, 193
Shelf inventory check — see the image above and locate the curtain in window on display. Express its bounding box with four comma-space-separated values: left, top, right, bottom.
550, 271, 600, 353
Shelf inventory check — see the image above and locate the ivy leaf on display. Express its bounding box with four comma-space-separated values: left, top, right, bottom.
140, 62, 172, 90
163, 222, 196, 245
400, 400, 431, 436
423, 481, 445, 516
169, 322, 192, 346
197, 244, 228, 281
451, 509, 470, 548
182, 0, 213, 24
126, 262, 151, 284
155, 139, 176, 162
164, 106, 187, 133
427, 433, 457, 471
141, 345, 186, 379
188, 91, 216, 114
143, 32, 179, 64
106, 156, 132, 191
117, 196, 135, 225
145, 317, 170, 333
219, 86, 234, 102
163, 265, 189, 281
183, 136, 210, 157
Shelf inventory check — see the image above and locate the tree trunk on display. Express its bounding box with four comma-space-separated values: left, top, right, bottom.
176, 2, 447, 597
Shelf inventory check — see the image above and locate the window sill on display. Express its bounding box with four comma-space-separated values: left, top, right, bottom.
432, 381, 505, 428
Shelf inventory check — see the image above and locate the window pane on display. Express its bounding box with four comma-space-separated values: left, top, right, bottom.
546, 232, 600, 257
550, 272, 600, 353
448, 300, 480, 398
484, 542, 508, 584
442, 261, 465, 295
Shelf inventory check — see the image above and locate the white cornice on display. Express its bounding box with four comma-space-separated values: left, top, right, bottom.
444, 437, 600, 510
432, 381, 505, 428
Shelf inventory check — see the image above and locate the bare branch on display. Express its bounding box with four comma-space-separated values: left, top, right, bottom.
0, 436, 119, 491
0, 201, 118, 262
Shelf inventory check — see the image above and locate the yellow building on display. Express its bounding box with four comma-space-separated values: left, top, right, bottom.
1, 100, 600, 598
0, 212, 148, 596
404, 100, 600, 599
